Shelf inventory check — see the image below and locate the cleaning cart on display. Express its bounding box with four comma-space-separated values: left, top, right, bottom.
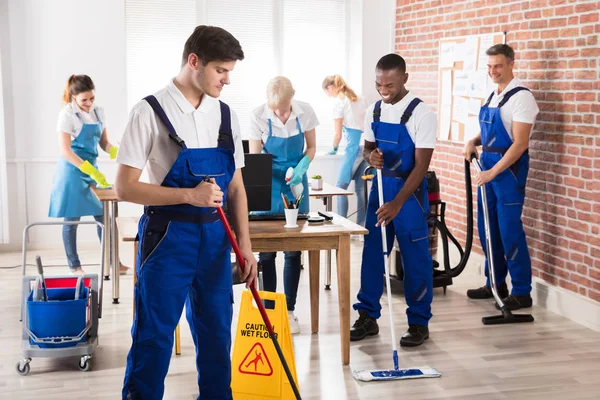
16, 220, 104, 376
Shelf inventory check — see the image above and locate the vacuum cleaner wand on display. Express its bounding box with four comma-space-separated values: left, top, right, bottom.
216, 207, 302, 400
470, 154, 534, 325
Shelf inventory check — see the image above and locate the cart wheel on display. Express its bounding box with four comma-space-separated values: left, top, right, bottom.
78, 357, 91, 372
16, 361, 30, 376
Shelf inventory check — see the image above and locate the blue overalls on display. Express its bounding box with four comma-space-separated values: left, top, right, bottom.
353, 98, 433, 326
478, 87, 532, 296
48, 109, 104, 218
258, 117, 309, 311
122, 96, 236, 400
336, 127, 368, 226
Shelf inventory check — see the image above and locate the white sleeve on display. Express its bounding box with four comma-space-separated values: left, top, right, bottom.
96, 106, 107, 129
512, 92, 539, 124
56, 108, 76, 136
302, 104, 319, 132
116, 103, 154, 170
414, 108, 438, 149
363, 104, 375, 143
231, 110, 245, 169
331, 98, 344, 120
248, 112, 264, 141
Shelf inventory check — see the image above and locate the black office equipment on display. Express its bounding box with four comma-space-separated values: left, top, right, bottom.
242, 153, 272, 212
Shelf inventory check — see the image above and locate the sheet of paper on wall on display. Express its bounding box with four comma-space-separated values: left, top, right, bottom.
452, 71, 470, 96
453, 96, 469, 124
441, 70, 453, 105
439, 104, 452, 140
468, 97, 482, 116
451, 122, 460, 141
465, 115, 481, 142
440, 41, 456, 68
469, 70, 490, 98
478, 34, 495, 70
463, 36, 479, 71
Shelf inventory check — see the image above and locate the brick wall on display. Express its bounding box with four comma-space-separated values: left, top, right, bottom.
395, 0, 600, 302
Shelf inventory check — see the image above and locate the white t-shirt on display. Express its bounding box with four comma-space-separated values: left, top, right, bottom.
331, 95, 367, 131
363, 92, 437, 149
248, 100, 319, 143
117, 79, 244, 185
56, 101, 106, 137
485, 78, 539, 140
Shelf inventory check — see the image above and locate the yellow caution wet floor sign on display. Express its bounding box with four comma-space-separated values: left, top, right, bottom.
232, 290, 299, 399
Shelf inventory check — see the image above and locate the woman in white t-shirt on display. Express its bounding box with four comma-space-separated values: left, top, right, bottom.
322, 75, 368, 227
48, 75, 127, 275
248, 76, 318, 334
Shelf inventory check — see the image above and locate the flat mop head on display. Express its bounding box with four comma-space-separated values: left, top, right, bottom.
353, 366, 441, 382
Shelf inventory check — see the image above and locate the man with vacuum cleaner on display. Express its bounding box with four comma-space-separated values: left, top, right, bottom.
114, 26, 258, 399
465, 44, 539, 311
351, 54, 437, 347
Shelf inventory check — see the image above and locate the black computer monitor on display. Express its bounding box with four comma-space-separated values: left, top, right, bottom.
242, 139, 250, 153
242, 153, 272, 212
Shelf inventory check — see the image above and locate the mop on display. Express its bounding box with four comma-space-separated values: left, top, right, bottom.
353, 171, 441, 382
471, 155, 534, 325
216, 207, 302, 400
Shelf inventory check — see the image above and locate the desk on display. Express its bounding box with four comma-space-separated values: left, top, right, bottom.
116, 213, 367, 365
90, 187, 121, 304
309, 182, 353, 290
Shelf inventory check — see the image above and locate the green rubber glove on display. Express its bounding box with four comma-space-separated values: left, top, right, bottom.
109, 145, 118, 160
79, 160, 111, 188
287, 155, 310, 186
326, 147, 338, 155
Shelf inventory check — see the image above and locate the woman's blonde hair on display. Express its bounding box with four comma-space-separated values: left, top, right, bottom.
266, 76, 295, 109
322, 74, 358, 102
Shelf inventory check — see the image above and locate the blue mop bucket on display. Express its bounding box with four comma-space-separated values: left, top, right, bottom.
26, 277, 89, 348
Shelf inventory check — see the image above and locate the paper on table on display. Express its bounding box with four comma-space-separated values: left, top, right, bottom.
440, 41, 456, 68
453, 96, 469, 124
441, 70, 452, 105
468, 98, 482, 115
478, 34, 495, 70
439, 104, 452, 140
465, 115, 481, 142
463, 37, 479, 71
453, 71, 470, 96
451, 122, 460, 141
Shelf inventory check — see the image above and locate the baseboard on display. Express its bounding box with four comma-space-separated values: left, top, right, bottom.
532, 277, 600, 332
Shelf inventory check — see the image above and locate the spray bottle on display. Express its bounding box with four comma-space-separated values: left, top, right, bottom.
285, 167, 304, 200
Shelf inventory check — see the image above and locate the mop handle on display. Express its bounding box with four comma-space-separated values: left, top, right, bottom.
35, 255, 48, 302
376, 171, 399, 370
216, 207, 302, 400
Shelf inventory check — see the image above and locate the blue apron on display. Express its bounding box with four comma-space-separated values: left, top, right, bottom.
262, 117, 309, 213
122, 96, 236, 400
478, 87, 532, 296
337, 126, 363, 187
353, 98, 433, 326
48, 109, 103, 218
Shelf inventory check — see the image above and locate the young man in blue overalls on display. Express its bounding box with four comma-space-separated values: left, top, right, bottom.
115, 26, 258, 400
465, 44, 539, 310
350, 54, 438, 347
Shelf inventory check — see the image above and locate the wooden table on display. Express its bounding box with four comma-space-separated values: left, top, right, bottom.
116, 213, 367, 365
309, 182, 354, 290
90, 186, 121, 304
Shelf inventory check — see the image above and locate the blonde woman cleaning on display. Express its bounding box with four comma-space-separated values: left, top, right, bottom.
322, 75, 368, 226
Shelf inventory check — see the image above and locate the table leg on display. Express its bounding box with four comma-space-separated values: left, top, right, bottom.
308, 250, 320, 333
325, 195, 333, 290
111, 201, 120, 304
336, 234, 351, 365
102, 202, 111, 280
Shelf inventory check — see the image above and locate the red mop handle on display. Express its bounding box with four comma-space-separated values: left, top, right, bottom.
216, 208, 275, 335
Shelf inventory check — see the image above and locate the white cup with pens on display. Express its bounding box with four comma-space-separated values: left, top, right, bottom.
281, 192, 303, 228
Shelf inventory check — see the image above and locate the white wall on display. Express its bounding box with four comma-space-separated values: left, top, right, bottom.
0, 0, 395, 247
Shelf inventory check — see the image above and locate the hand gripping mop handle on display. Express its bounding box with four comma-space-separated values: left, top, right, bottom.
376, 171, 399, 371
216, 208, 302, 400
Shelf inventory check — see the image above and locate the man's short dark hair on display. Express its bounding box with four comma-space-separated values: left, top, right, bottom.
182, 25, 245, 66
375, 53, 406, 73
486, 44, 514, 62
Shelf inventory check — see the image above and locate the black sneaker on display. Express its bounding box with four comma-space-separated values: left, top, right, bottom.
467, 282, 509, 299
350, 311, 379, 341
495, 294, 533, 311
400, 324, 429, 347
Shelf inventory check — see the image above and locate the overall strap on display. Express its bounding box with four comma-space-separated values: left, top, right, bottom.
373, 100, 382, 122
217, 101, 234, 150
143, 95, 187, 150
295, 117, 302, 134
498, 87, 530, 108
400, 98, 422, 125
484, 91, 495, 107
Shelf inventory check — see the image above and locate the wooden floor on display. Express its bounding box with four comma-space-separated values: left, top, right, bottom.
1, 241, 599, 400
